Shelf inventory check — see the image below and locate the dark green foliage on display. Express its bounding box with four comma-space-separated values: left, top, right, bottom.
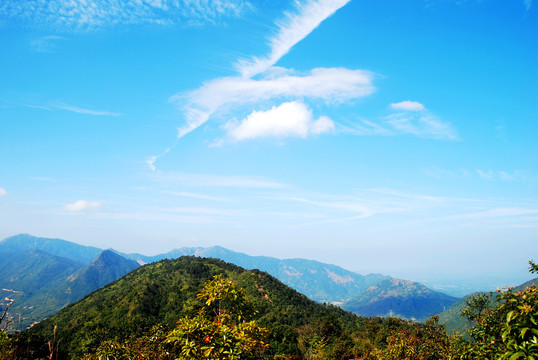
439, 277, 538, 334
26, 256, 410, 360
0, 249, 139, 331
0, 250, 85, 329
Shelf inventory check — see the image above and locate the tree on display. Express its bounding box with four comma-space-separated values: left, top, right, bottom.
166, 274, 269, 359
457, 260, 538, 359
370, 316, 458, 360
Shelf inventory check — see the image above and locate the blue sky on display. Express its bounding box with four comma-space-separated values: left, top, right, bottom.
0, 0, 536, 294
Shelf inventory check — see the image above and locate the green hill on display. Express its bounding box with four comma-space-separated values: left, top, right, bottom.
342, 278, 459, 321
439, 277, 538, 333
60, 250, 140, 301
0, 249, 139, 330
28, 256, 412, 360
0, 250, 85, 329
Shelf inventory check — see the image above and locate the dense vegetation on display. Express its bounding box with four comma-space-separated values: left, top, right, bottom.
0, 258, 536, 359
0, 249, 139, 330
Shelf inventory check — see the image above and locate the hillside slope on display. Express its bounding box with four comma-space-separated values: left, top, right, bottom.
439, 277, 538, 333
30, 256, 385, 359
0, 250, 85, 328
0, 249, 139, 330
343, 278, 459, 321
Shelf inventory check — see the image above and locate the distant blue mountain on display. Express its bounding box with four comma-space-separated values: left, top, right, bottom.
116, 245, 389, 302
342, 278, 459, 321
0, 236, 140, 330
0, 233, 102, 264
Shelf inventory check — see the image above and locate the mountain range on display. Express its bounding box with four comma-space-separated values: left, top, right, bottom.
0, 235, 139, 330
1, 233, 458, 330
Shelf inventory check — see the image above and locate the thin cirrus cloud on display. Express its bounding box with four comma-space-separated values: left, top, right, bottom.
63, 200, 103, 212
384, 113, 459, 140
390, 100, 425, 111
345, 101, 458, 141
152, 172, 286, 189
173, 66, 374, 139
55, 103, 122, 116
0, 0, 251, 30
20, 102, 121, 116
144, 0, 364, 169
236, 0, 351, 77
224, 101, 334, 141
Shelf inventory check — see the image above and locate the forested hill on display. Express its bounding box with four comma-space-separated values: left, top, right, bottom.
117, 245, 389, 302
29, 256, 409, 360
438, 276, 538, 333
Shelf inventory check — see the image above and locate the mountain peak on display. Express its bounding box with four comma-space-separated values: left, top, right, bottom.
0, 234, 102, 264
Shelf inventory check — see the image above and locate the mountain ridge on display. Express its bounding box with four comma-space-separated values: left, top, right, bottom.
343, 277, 459, 321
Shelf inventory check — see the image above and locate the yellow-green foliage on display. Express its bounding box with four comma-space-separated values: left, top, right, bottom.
166, 274, 269, 360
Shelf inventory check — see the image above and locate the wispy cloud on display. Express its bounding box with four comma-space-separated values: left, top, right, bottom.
164, 191, 233, 203
18, 101, 121, 117
524, 0, 533, 11
0, 188, 6, 197
173, 67, 373, 139
55, 103, 122, 116
236, 0, 351, 77
344, 102, 458, 140
30, 35, 64, 52
446, 207, 538, 221
30, 176, 57, 182
152, 172, 286, 189
385, 112, 458, 140
63, 200, 103, 212
1, 0, 252, 31
224, 101, 334, 141
423, 167, 537, 182
476, 169, 533, 181
390, 100, 425, 111
146, 0, 356, 169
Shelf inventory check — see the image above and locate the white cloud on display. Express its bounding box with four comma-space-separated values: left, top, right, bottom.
236, 0, 351, 77
55, 103, 122, 116
0, 188, 6, 197
152, 172, 286, 188
165, 191, 232, 202
174, 67, 374, 138
390, 101, 425, 111
449, 207, 538, 220
476, 169, 534, 181
30, 35, 64, 52
63, 200, 103, 212
344, 112, 459, 141
1, 0, 251, 31
385, 113, 459, 140
20, 101, 121, 116
225, 101, 334, 140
